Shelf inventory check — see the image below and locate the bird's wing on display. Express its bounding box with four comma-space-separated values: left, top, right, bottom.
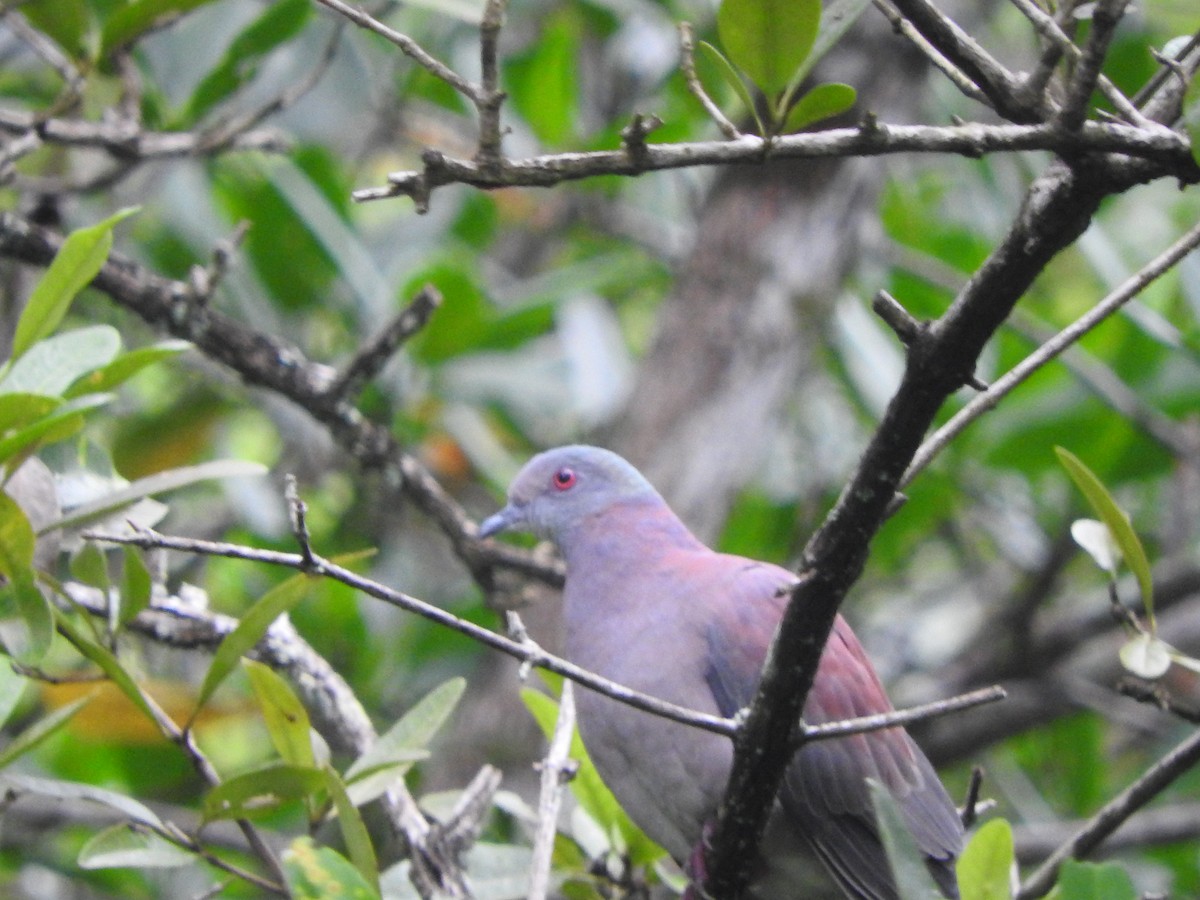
703, 559, 961, 899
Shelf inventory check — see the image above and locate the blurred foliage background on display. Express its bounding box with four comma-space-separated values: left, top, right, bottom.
0, 0, 1199, 896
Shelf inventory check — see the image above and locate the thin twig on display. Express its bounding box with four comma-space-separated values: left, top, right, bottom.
476, 0, 509, 166
798, 685, 1006, 745
1056, 0, 1130, 131
872, 0, 991, 108
1018, 725, 1200, 898
678, 22, 741, 140
902, 219, 1200, 489
311, 0, 477, 100
327, 285, 442, 401
528, 681, 577, 900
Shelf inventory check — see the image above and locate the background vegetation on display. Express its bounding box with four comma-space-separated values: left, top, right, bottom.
0, 0, 1198, 897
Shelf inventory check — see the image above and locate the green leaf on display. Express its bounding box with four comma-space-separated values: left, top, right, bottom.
0, 491, 52, 663
78, 823, 196, 869
784, 82, 856, 132
202, 761, 326, 822
243, 658, 315, 768
0, 395, 61, 434
9, 210, 137, 364
0, 394, 112, 466
193, 573, 312, 719
521, 687, 664, 866
100, 0, 221, 55
283, 836, 380, 900
64, 340, 191, 399
183, 0, 312, 123
697, 41, 763, 134
955, 819, 1014, 900
70, 543, 110, 590
119, 547, 153, 626
54, 610, 163, 728
506, 7, 580, 146
0, 694, 90, 770
717, 0, 821, 96
1, 326, 123, 398
324, 767, 380, 894
344, 677, 465, 806
868, 779, 944, 900
1055, 448, 1155, 625
0, 664, 27, 730
0, 772, 164, 829
1054, 859, 1136, 900
44, 459, 267, 535
19, 0, 94, 60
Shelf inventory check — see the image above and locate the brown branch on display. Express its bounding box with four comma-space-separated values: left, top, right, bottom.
357, 121, 1198, 205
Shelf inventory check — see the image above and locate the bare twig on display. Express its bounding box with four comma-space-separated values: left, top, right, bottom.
902, 219, 1200, 489
1056, 0, 1131, 132
311, 0, 477, 100
872, 0, 991, 107
476, 0, 510, 166
1018, 725, 1200, 898
327, 285, 442, 401
358, 120, 1198, 205
678, 22, 742, 140
528, 681, 577, 900
872, 289, 923, 345
798, 685, 1006, 744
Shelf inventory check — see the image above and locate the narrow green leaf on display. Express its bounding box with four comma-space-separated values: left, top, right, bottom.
100, 0, 220, 55
324, 767, 380, 894
1055, 448, 1155, 625
521, 688, 664, 866
0, 394, 112, 466
1054, 859, 1136, 900
202, 762, 326, 822
10, 210, 137, 363
194, 573, 311, 718
54, 610, 163, 729
868, 779, 944, 900
0, 694, 90, 770
344, 677, 465, 806
183, 0, 312, 123
64, 340, 191, 399
283, 836, 379, 900
0, 492, 52, 663
955, 818, 1014, 900
0, 395, 61, 435
43, 459, 267, 535
697, 41, 764, 135
79, 823, 197, 870
120, 547, 153, 626
18, 0, 94, 60
784, 82, 856, 132
243, 658, 315, 768
717, 0, 821, 95
0, 772, 164, 828
0, 664, 27, 730
70, 543, 110, 590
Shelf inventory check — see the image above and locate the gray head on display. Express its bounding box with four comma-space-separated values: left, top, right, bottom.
478, 445, 659, 544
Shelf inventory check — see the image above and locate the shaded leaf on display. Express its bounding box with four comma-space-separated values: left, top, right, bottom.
101, 0, 220, 55
244, 658, 315, 768
0, 664, 27, 730
20, 0, 94, 60
868, 779, 943, 900
697, 41, 762, 134
202, 762, 326, 822
45, 459, 267, 535
119, 546, 153, 626
0, 772, 163, 829
345, 677, 465, 806
955, 818, 1014, 900
1056, 448, 1155, 624
10, 210, 137, 363
78, 823, 196, 870
1, 326, 122, 398
784, 82, 856, 132
324, 766, 380, 894
0, 395, 112, 466
283, 836, 379, 900
0, 694, 90, 770
717, 0, 821, 95
193, 573, 311, 719
0, 395, 61, 435
0, 491, 52, 663
1054, 859, 1136, 900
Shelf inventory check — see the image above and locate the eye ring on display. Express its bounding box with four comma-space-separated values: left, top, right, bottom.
552, 467, 577, 491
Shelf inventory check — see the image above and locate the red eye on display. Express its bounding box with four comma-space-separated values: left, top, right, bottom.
552, 467, 577, 491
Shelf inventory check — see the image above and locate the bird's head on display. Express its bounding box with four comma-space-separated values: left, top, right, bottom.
477, 445, 657, 545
